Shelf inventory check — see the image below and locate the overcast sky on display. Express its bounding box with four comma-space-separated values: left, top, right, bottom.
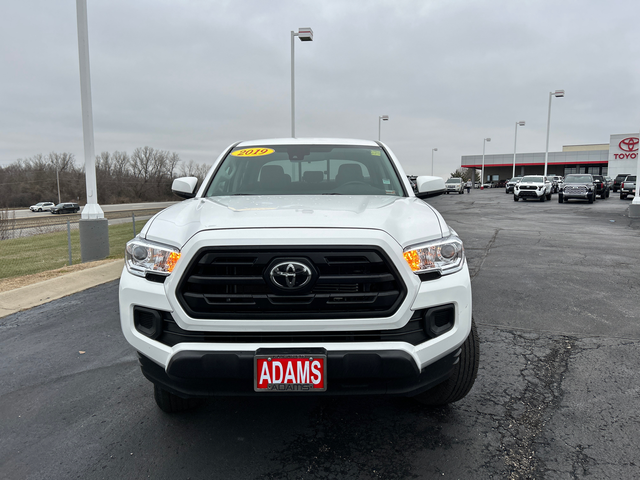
2, 0, 639, 178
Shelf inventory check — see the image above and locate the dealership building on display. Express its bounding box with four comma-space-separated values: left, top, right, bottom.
461, 133, 639, 182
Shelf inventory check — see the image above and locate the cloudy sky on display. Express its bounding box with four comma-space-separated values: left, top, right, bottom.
2, 0, 639, 178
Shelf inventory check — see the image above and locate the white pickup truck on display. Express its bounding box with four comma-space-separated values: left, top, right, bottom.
119, 138, 478, 413
620, 175, 637, 200
513, 175, 552, 202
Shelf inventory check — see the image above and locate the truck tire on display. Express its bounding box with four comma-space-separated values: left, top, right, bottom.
546, 192, 552, 200
513, 195, 519, 202
621, 193, 627, 199
540, 194, 545, 202
413, 320, 479, 406
154, 384, 203, 413
588, 194, 594, 204
558, 193, 563, 203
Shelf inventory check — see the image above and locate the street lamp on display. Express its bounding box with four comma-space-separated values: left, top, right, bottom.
512, 121, 525, 178
291, 27, 313, 138
56, 166, 61, 204
544, 90, 564, 177
481, 137, 491, 188
378, 115, 389, 141
431, 148, 438, 176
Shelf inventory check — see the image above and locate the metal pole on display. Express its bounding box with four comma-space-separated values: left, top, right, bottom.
67, 220, 73, 266
482, 141, 486, 186
56, 167, 61, 204
378, 117, 381, 141
76, 0, 103, 220
544, 92, 553, 177
291, 30, 295, 138
513, 124, 517, 178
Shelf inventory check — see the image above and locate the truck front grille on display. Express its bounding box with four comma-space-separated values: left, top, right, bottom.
564, 185, 587, 195
176, 247, 407, 319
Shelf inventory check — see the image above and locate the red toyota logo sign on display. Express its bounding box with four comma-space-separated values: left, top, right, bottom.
614, 137, 639, 159
619, 137, 639, 152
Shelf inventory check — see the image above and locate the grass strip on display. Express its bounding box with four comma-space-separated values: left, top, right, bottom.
0, 220, 148, 280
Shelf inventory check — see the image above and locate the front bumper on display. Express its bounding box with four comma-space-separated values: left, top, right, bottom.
515, 188, 544, 198
119, 229, 473, 397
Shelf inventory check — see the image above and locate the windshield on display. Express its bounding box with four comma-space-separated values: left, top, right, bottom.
626, 176, 637, 182
522, 176, 543, 183
205, 144, 405, 197
565, 175, 592, 183
446, 178, 461, 183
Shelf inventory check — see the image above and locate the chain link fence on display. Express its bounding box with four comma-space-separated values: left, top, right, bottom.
0, 208, 161, 283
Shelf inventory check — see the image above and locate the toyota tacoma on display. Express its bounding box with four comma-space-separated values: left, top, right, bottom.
119, 138, 478, 413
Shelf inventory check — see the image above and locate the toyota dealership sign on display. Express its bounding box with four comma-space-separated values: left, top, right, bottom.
609, 133, 640, 173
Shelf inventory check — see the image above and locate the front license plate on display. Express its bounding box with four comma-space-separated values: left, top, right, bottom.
254, 354, 326, 392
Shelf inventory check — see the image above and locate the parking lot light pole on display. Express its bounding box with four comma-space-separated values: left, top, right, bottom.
544, 90, 564, 177
431, 148, 438, 176
630, 131, 640, 216
481, 137, 491, 187
291, 27, 313, 138
512, 121, 525, 178
378, 115, 388, 141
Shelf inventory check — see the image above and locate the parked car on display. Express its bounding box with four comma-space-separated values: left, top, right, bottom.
120, 138, 478, 413
444, 177, 465, 194
496, 179, 507, 188
29, 202, 55, 212
50, 202, 80, 214
613, 174, 631, 193
605, 177, 614, 189
558, 174, 596, 204
620, 175, 637, 200
513, 175, 552, 202
592, 175, 610, 199
505, 176, 523, 194
547, 175, 563, 194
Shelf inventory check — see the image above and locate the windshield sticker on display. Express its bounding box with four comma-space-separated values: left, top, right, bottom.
231, 148, 275, 157
371, 150, 381, 156
382, 178, 391, 185
385, 190, 396, 195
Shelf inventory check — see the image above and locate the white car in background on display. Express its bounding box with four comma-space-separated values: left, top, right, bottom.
444, 178, 465, 194
513, 175, 552, 202
29, 202, 55, 212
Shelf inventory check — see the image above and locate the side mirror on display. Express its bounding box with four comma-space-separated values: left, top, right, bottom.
172, 177, 199, 199
415, 176, 446, 199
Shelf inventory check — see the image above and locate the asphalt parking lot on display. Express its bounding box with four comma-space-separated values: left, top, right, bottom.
1, 189, 639, 479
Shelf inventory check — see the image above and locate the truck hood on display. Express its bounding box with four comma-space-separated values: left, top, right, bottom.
142, 195, 448, 249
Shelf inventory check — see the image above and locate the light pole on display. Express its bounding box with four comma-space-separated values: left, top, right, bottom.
291, 27, 313, 138
481, 137, 491, 187
56, 167, 61, 204
378, 115, 389, 141
544, 90, 564, 177
512, 121, 525, 178
431, 148, 438, 176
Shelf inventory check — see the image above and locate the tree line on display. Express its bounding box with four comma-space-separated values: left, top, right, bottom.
0, 148, 211, 208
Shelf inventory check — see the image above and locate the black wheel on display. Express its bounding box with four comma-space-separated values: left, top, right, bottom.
546, 192, 552, 200
153, 384, 203, 413
588, 194, 593, 204
413, 320, 480, 406
606, 190, 610, 198
621, 194, 627, 200
558, 193, 563, 203
540, 194, 545, 202
513, 194, 519, 202
459, 190, 463, 194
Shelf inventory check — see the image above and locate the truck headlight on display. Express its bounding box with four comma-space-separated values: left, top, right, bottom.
403, 235, 465, 276
125, 238, 181, 277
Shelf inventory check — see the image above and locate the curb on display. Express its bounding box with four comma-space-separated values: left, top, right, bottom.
0, 260, 124, 319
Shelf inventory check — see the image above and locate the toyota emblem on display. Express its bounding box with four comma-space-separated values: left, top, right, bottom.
619, 137, 639, 152
269, 262, 312, 290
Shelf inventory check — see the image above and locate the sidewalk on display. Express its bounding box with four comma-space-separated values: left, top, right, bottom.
0, 260, 124, 319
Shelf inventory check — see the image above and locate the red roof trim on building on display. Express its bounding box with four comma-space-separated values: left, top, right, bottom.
461, 160, 606, 168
